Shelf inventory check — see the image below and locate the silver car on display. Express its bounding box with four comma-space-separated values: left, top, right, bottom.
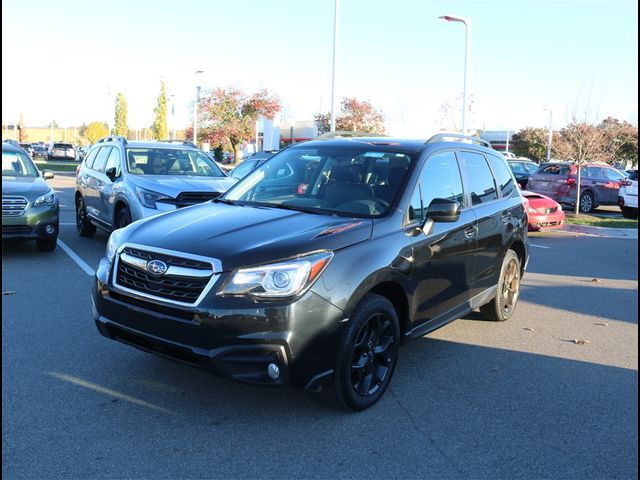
75, 137, 237, 235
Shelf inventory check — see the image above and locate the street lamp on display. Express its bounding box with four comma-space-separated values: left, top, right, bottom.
330, 0, 339, 132
193, 70, 204, 145
169, 94, 176, 140
439, 14, 471, 135
543, 108, 553, 161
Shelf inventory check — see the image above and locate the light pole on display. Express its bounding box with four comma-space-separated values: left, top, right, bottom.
439, 14, 471, 135
193, 70, 204, 145
330, 0, 339, 132
543, 108, 553, 161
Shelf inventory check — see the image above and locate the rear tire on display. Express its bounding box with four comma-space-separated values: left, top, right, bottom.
36, 237, 57, 252
579, 191, 595, 213
480, 249, 521, 322
322, 294, 400, 411
76, 196, 96, 237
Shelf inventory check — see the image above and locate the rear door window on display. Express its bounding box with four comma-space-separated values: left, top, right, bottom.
459, 151, 498, 205
487, 153, 517, 198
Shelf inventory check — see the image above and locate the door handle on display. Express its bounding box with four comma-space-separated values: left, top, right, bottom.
464, 226, 476, 239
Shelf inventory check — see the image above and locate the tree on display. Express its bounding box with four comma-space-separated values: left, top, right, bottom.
314, 97, 386, 135
114, 93, 128, 137
151, 81, 168, 140
598, 117, 638, 167
512, 127, 554, 162
85, 121, 109, 144
195, 87, 281, 163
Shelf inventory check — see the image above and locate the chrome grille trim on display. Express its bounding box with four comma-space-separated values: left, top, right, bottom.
2, 196, 28, 217
112, 243, 222, 307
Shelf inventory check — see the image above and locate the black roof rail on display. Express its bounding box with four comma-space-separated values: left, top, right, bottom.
426, 133, 492, 149
96, 136, 128, 145
314, 131, 389, 140
161, 139, 197, 148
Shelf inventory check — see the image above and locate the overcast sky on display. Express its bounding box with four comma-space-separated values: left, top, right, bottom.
2, 0, 638, 136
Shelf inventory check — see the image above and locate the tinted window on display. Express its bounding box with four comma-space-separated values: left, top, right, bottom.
92, 146, 112, 173
231, 160, 257, 179
603, 168, 625, 181
459, 151, 498, 205
523, 162, 539, 173
125, 148, 225, 177
84, 147, 100, 169
104, 148, 121, 177
628, 171, 638, 181
408, 151, 464, 223
540, 164, 570, 175
509, 162, 525, 174
487, 154, 517, 198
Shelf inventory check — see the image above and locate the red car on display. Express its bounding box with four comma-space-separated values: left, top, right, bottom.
522, 190, 565, 231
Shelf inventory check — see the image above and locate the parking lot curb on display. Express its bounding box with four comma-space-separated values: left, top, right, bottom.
561, 223, 638, 239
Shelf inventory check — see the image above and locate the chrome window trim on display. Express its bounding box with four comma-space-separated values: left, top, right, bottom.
112, 242, 223, 307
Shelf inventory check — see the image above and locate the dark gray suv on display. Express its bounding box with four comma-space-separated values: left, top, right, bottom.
75, 136, 237, 235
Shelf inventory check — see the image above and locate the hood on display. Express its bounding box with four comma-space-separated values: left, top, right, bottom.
2, 176, 51, 199
123, 202, 373, 272
131, 175, 237, 198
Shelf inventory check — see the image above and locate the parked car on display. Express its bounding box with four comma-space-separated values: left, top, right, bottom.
3, 139, 21, 148
19, 143, 35, 158
2, 143, 59, 251
229, 158, 266, 180
618, 169, 638, 219
508, 159, 539, 189
32, 144, 48, 160
221, 152, 234, 164
48, 142, 76, 161
526, 162, 627, 213
77, 145, 91, 161
92, 133, 529, 411
75, 136, 238, 234
521, 190, 565, 231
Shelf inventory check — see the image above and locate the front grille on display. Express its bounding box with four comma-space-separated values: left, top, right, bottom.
175, 191, 222, 207
2, 225, 32, 235
536, 206, 558, 214
2, 196, 28, 217
115, 246, 215, 304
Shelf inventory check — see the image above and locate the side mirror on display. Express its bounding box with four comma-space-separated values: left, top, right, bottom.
105, 167, 118, 181
43, 170, 55, 180
426, 198, 461, 223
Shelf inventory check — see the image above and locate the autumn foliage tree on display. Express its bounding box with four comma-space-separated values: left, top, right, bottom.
85, 122, 109, 144
512, 127, 555, 162
194, 88, 281, 163
151, 81, 168, 140
114, 93, 128, 137
314, 97, 386, 135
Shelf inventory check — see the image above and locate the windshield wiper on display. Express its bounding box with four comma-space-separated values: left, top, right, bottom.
213, 197, 237, 205
249, 202, 328, 215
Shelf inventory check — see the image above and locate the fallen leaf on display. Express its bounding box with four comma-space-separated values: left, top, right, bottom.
523, 327, 535, 331
491, 367, 499, 372
2, 290, 15, 295
594, 322, 609, 327
573, 339, 591, 345
591, 278, 602, 283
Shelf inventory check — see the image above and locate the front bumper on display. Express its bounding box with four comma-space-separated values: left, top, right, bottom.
528, 210, 565, 231
2, 204, 59, 240
92, 258, 346, 390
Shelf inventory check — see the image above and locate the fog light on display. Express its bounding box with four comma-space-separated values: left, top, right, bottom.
267, 363, 280, 380
45, 224, 56, 235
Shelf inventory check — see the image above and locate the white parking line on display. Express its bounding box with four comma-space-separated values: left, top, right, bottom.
530, 244, 551, 249
57, 239, 95, 276
60, 222, 77, 226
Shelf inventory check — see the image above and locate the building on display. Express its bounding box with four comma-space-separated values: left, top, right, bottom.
479, 130, 516, 152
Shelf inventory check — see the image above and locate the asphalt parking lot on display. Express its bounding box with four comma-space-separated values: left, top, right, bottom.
3, 174, 638, 479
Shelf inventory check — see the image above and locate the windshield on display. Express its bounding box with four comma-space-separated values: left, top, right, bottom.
125, 147, 226, 177
224, 146, 415, 217
2, 150, 39, 177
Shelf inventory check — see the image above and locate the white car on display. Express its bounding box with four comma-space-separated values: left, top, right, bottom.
618, 170, 638, 219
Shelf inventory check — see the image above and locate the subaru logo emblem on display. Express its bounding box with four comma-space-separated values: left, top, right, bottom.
146, 259, 168, 276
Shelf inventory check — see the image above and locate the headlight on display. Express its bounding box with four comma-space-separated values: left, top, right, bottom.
34, 190, 55, 206
135, 186, 167, 209
106, 228, 125, 263
221, 251, 333, 299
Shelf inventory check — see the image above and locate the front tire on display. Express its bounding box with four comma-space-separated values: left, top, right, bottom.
115, 206, 132, 229
480, 249, 521, 322
621, 206, 638, 219
323, 294, 400, 411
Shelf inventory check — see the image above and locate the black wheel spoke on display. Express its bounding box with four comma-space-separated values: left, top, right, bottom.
359, 372, 373, 395
351, 355, 367, 371
374, 336, 394, 358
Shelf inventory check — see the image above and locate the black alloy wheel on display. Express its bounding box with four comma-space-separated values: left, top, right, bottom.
323, 294, 400, 411
480, 249, 521, 322
115, 206, 132, 229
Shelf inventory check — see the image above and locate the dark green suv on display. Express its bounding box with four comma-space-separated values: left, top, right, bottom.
2, 143, 59, 251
